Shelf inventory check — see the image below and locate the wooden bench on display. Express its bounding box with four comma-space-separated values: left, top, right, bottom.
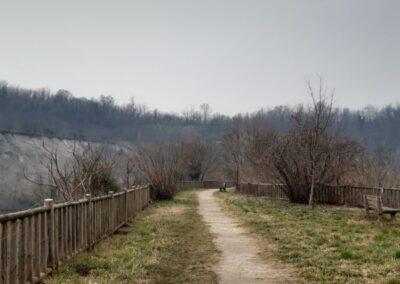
219, 182, 227, 192
364, 195, 400, 220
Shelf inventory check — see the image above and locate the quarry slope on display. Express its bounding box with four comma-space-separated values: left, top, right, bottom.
0, 132, 131, 213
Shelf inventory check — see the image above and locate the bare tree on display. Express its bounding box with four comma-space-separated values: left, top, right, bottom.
223, 116, 248, 187
200, 103, 212, 124
182, 140, 219, 181
125, 158, 133, 189
24, 142, 119, 202
345, 151, 400, 189
248, 79, 362, 205
292, 78, 336, 207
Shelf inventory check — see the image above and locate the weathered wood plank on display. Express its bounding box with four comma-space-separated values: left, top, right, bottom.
0, 187, 153, 283
60, 207, 64, 262
34, 214, 41, 279
8, 220, 17, 284
54, 208, 59, 266
4, 221, 10, 284
17, 218, 26, 284
68, 205, 72, 257
0, 222, 3, 284
27, 217, 34, 283
41, 212, 48, 274
44, 199, 55, 273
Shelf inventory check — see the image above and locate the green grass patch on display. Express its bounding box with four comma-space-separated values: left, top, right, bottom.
216, 190, 400, 283
47, 190, 219, 284
395, 249, 400, 259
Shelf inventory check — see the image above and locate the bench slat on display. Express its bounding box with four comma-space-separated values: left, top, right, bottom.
364, 194, 399, 220
366, 195, 380, 209
382, 207, 400, 213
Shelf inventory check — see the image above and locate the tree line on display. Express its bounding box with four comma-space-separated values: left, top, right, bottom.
1, 80, 400, 157
1, 79, 400, 205
0, 81, 229, 142
137, 80, 400, 205
25, 80, 399, 207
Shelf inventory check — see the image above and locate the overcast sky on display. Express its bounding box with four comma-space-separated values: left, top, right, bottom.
0, 0, 399, 115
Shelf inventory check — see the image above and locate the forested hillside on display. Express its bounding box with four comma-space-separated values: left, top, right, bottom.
1, 81, 399, 153
1, 81, 399, 211
0, 81, 229, 142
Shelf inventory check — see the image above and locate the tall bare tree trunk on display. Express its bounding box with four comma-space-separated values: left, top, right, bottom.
200, 171, 206, 182
309, 165, 315, 208
236, 162, 240, 190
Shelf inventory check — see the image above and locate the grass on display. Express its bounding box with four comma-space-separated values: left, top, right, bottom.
46, 190, 219, 284
215, 190, 400, 284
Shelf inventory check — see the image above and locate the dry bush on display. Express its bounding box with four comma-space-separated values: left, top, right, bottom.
249, 79, 362, 204
342, 153, 400, 188
181, 140, 219, 181
132, 142, 183, 200
25, 142, 119, 202
250, 131, 361, 203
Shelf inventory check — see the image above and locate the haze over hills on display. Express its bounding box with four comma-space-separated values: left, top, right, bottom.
0, 81, 400, 212
1, 2, 400, 281
0, 81, 400, 152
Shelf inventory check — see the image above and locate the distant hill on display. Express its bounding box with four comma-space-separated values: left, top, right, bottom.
0, 80, 399, 173
0, 81, 229, 143
1, 81, 399, 152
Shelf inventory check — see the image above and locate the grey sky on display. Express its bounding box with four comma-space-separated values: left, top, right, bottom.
0, 0, 399, 115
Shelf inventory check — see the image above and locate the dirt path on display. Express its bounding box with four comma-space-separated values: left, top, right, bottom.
197, 189, 295, 284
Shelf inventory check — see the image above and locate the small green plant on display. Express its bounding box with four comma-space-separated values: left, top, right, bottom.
394, 249, 400, 259
340, 249, 356, 260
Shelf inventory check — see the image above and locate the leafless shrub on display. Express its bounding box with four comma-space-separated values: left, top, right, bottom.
343, 153, 400, 188
249, 79, 362, 205
132, 142, 183, 200
182, 140, 219, 181
24, 142, 119, 202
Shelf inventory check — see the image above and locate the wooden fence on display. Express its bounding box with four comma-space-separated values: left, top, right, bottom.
238, 182, 400, 208
177, 180, 236, 191
177, 180, 400, 208
0, 186, 150, 284
237, 183, 287, 200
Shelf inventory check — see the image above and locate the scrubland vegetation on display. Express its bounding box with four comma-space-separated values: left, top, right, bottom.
47, 191, 218, 284
2, 79, 400, 283
132, 143, 183, 200
7, 79, 399, 209
24, 143, 120, 202
1, 80, 400, 156
217, 191, 400, 283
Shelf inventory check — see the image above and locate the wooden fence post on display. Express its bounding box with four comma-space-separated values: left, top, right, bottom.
78, 199, 83, 253
108, 191, 114, 234
85, 194, 92, 250
124, 189, 128, 223
0, 222, 3, 284
44, 199, 55, 273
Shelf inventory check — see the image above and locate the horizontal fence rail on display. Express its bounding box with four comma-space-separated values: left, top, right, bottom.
177, 180, 236, 191
0, 186, 150, 284
237, 183, 288, 200
179, 180, 400, 209
238, 182, 400, 208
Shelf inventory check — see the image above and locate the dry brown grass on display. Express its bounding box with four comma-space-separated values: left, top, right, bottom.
46, 190, 219, 284
216, 190, 400, 284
